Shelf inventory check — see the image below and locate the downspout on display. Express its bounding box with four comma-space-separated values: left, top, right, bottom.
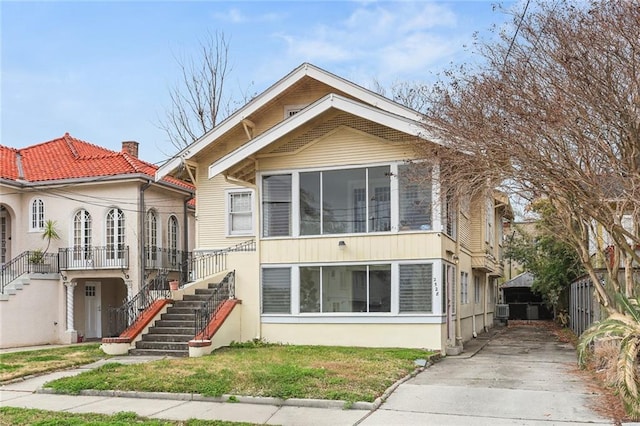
139, 180, 152, 290
483, 274, 489, 332
182, 195, 192, 284
455, 208, 462, 348
472, 273, 477, 338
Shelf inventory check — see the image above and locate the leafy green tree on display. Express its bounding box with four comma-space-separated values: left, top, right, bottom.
41, 219, 61, 254
507, 222, 583, 315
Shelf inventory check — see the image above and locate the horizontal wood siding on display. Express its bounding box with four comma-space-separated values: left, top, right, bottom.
252, 79, 343, 135
195, 172, 256, 250
258, 126, 415, 171
260, 233, 443, 264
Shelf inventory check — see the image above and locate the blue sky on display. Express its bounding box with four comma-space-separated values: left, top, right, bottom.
1, 1, 515, 166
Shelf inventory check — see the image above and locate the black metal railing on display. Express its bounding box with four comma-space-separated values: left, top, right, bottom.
1, 251, 60, 294
106, 270, 171, 337
59, 246, 129, 270
144, 247, 192, 272
193, 270, 236, 339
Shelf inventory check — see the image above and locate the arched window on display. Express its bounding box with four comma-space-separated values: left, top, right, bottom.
168, 215, 178, 266
146, 209, 158, 264
106, 208, 125, 260
73, 209, 92, 261
30, 198, 45, 231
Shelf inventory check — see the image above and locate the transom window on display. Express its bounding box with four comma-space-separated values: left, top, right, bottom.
262, 163, 433, 237
30, 198, 45, 231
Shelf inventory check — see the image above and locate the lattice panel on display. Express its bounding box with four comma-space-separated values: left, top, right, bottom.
269, 113, 415, 154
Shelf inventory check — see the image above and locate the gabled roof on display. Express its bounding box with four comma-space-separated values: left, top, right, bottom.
208, 94, 425, 179
501, 272, 535, 288
156, 62, 427, 181
1, 133, 193, 192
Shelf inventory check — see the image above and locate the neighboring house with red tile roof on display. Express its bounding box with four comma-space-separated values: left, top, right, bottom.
0, 133, 195, 348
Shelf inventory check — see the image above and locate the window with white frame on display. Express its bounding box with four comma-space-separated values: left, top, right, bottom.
262, 262, 436, 316
262, 268, 291, 314
146, 209, 158, 262
461, 272, 469, 304
300, 264, 391, 313
474, 275, 481, 304
30, 198, 45, 231
227, 190, 253, 235
262, 174, 292, 237
399, 264, 433, 313
398, 164, 432, 231
106, 208, 125, 260
73, 209, 92, 261
168, 215, 179, 266
262, 163, 432, 237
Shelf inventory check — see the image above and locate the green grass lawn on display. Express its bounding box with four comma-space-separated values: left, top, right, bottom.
0, 344, 107, 383
0, 407, 256, 426
43, 341, 434, 403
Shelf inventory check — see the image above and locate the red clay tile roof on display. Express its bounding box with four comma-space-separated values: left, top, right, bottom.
0, 133, 194, 192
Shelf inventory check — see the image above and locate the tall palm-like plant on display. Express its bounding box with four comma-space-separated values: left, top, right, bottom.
578, 293, 640, 419
41, 219, 61, 254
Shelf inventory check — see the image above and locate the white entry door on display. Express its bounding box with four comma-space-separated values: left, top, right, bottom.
84, 281, 102, 338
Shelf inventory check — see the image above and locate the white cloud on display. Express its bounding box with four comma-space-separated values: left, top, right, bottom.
212, 8, 281, 24
275, 2, 467, 84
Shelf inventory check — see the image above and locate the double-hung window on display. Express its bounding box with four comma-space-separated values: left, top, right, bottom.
227, 190, 253, 235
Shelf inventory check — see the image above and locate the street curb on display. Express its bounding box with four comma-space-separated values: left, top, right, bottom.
35, 387, 375, 410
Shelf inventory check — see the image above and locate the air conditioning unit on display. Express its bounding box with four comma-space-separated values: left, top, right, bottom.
495, 304, 509, 319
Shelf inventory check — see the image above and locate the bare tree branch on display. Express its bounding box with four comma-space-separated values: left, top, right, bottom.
420, 0, 640, 312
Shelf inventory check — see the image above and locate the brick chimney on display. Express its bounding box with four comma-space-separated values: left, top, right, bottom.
121, 141, 139, 158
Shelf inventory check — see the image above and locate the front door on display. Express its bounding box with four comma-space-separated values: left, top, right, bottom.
84, 281, 102, 338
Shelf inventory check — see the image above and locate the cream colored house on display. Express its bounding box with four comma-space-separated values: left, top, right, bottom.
155, 63, 511, 353
0, 135, 194, 348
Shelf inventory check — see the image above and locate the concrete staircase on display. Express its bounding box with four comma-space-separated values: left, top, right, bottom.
129, 283, 220, 357
0, 276, 30, 301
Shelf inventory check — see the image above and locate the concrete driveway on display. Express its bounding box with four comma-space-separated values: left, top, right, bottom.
359, 324, 614, 426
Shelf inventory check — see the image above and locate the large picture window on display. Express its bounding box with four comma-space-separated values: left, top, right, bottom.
300, 264, 391, 313
263, 163, 433, 237
264, 262, 436, 317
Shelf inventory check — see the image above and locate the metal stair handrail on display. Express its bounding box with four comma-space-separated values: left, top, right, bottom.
1, 251, 59, 294
107, 270, 171, 337
183, 239, 255, 287
193, 270, 236, 339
